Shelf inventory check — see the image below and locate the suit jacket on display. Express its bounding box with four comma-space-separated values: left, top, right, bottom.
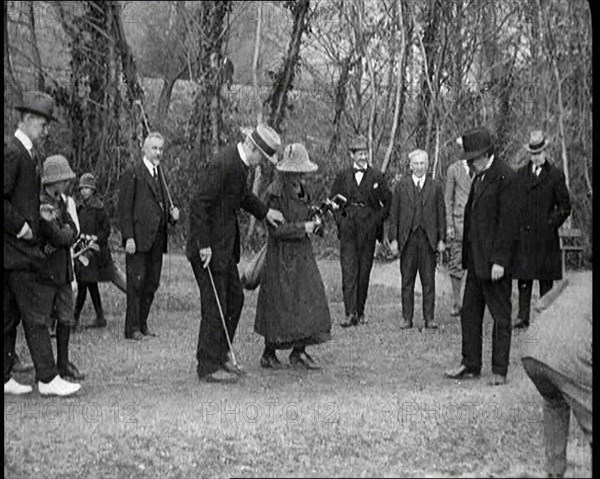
186, 145, 268, 271
330, 166, 392, 241
512, 160, 571, 280
118, 161, 174, 253
4, 135, 45, 271
462, 156, 518, 280
444, 160, 472, 240
389, 176, 446, 253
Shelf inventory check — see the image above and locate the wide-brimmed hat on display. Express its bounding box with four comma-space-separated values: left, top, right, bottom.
276, 143, 318, 173
41, 155, 76, 185
348, 135, 368, 152
15, 91, 58, 122
525, 130, 548, 153
79, 172, 97, 190
248, 123, 281, 164
408, 149, 429, 163
461, 126, 494, 161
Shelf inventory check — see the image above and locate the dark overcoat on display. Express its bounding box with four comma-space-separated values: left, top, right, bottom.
76, 195, 115, 283
254, 176, 331, 348
512, 160, 571, 280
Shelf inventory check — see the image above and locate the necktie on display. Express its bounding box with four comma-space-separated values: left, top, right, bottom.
354, 167, 366, 173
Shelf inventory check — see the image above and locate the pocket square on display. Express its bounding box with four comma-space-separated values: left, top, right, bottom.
373, 182, 379, 189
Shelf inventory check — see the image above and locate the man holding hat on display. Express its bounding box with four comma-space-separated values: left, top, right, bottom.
118, 132, 180, 341
4, 91, 79, 396
187, 123, 286, 383
389, 149, 446, 330
445, 126, 518, 386
512, 130, 571, 329
330, 135, 392, 327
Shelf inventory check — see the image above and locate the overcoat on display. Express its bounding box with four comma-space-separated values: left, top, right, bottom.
512, 159, 571, 280
254, 176, 331, 348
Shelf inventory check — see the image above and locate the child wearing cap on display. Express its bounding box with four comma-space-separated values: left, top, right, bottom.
74, 172, 121, 328
38, 155, 85, 381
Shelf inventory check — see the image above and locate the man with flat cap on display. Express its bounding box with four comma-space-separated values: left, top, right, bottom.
4, 91, 80, 396
389, 149, 446, 330
187, 123, 286, 383
330, 135, 391, 327
445, 126, 518, 386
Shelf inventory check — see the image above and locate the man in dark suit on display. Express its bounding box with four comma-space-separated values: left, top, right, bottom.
389, 149, 446, 330
118, 132, 179, 341
445, 126, 518, 386
4, 91, 80, 396
331, 135, 391, 327
187, 124, 285, 383
512, 130, 571, 329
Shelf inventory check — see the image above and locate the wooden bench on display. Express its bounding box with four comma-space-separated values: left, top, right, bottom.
559, 227, 584, 274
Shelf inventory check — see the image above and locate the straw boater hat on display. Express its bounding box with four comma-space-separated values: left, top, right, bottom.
248, 123, 282, 164
79, 173, 97, 190
276, 143, 317, 173
15, 91, 58, 122
461, 126, 494, 161
348, 135, 368, 152
41, 155, 76, 185
524, 130, 549, 153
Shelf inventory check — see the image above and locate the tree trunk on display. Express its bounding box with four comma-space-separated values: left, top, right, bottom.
328, 54, 353, 155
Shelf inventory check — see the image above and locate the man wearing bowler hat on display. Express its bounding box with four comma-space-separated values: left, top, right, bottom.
4, 91, 80, 396
187, 124, 286, 383
330, 135, 392, 327
445, 126, 518, 386
512, 130, 571, 329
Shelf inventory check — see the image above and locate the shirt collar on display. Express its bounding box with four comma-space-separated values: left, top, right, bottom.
532, 160, 545, 172
478, 154, 495, 175
462, 160, 470, 175
237, 142, 250, 167
412, 174, 425, 186
14, 129, 33, 154
143, 156, 157, 175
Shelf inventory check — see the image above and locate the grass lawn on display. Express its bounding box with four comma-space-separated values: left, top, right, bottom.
5, 253, 592, 478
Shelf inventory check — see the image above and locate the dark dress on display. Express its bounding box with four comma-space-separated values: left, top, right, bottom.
254, 176, 331, 349
75, 195, 114, 283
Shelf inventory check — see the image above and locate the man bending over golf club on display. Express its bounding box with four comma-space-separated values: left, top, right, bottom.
186, 124, 285, 383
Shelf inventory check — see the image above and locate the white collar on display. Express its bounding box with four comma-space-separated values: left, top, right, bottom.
143, 156, 158, 175
237, 142, 250, 167
14, 129, 33, 154
482, 154, 495, 172
412, 174, 425, 186
532, 160, 545, 172
462, 160, 470, 175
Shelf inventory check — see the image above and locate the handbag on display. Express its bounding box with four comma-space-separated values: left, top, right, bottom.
240, 243, 267, 290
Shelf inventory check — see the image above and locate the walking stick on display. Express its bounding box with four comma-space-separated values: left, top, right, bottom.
206, 264, 240, 368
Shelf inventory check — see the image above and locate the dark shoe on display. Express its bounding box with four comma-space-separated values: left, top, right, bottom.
358, 314, 368, 325
11, 354, 34, 373
140, 330, 158, 337
424, 321, 439, 329
513, 318, 529, 329
340, 314, 359, 328
488, 374, 507, 386
59, 362, 86, 381
444, 365, 480, 380
260, 355, 284, 369
86, 317, 107, 329
223, 360, 246, 376
125, 331, 144, 341
400, 321, 413, 329
199, 369, 238, 383
290, 351, 321, 370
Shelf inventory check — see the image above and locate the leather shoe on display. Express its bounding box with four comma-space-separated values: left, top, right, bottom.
488, 374, 507, 386
141, 330, 158, 337
340, 314, 359, 328
199, 369, 238, 383
125, 331, 144, 341
424, 321, 439, 329
11, 354, 34, 373
444, 365, 480, 379
86, 318, 107, 329
400, 321, 413, 329
513, 318, 529, 329
38, 375, 80, 396
223, 360, 246, 376
59, 362, 86, 381
290, 351, 320, 370
358, 314, 368, 325
260, 355, 284, 369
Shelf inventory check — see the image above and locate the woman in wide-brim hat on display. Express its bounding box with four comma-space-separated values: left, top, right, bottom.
254, 143, 331, 370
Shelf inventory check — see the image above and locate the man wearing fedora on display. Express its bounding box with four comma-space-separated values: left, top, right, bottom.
445, 126, 518, 386
389, 149, 446, 331
512, 130, 571, 329
4, 91, 80, 396
187, 123, 286, 383
118, 132, 180, 341
331, 135, 392, 327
